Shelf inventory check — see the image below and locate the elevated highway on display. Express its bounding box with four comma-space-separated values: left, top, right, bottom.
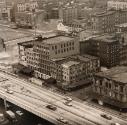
0, 70, 126, 125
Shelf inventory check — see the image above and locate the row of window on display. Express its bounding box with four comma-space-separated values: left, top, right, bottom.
55, 47, 74, 54
52, 42, 74, 50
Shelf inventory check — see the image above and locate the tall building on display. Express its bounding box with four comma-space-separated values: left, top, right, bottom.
91, 10, 127, 34
92, 66, 127, 108
80, 34, 127, 68
59, 5, 78, 25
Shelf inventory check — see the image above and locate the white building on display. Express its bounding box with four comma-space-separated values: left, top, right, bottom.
107, 1, 127, 10
17, 0, 38, 12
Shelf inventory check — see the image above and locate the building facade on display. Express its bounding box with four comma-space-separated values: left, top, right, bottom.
59, 5, 78, 25
15, 9, 45, 28
25, 35, 80, 80
92, 66, 127, 108
60, 55, 100, 89
82, 35, 120, 68
91, 10, 127, 34
17, 0, 38, 12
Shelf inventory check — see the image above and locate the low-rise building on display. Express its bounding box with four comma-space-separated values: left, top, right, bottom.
18, 34, 100, 89
59, 55, 100, 90
25, 35, 79, 79
92, 66, 127, 108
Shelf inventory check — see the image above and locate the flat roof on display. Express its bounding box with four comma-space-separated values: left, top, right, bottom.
91, 34, 117, 43
52, 54, 98, 65
93, 10, 115, 17
6, 36, 34, 45
43, 36, 74, 44
0, 25, 31, 41
95, 66, 127, 84
62, 61, 80, 68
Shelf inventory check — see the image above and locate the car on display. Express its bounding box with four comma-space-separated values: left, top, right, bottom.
16, 111, 23, 116
57, 117, 68, 124
111, 123, 120, 125
64, 97, 72, 101
5, 89, 14, 94
46, 105, 57, 111
100, 113, 112, 120
63, 101, 72, 106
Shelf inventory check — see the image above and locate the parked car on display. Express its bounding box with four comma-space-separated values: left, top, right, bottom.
100, 113, 112, 120
46, 105, 57, 111
56, 117, 68, 124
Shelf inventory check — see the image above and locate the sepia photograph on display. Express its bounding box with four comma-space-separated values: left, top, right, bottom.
0, 0, 127, 125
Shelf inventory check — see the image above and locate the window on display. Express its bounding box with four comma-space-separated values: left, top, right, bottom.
120, 86, 124, 93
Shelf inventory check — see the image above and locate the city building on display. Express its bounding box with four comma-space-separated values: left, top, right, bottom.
91, 10, 127, 34
0, 7, 12, 21
92, 66, 127, 108
81, 34, 121, 68
59, 5, 78, 25
17, 34, 100, 89
17, 0, 38, 12
56, 54, 100, 90
15, 9, 46, 28
25, 35, 79, 80
51, 7, 59, 19
107, 0, 127, 10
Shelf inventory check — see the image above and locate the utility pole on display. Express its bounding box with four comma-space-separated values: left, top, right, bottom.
4, 97, 7, 111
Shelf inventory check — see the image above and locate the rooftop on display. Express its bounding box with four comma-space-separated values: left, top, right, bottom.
91, 34, 118, 43
62, 61, 80, 68
93, 10, 115, 17
95, 66, 127, 84
43, 36, 74, 44
0, 25, 31, 41
52, 54, 98, 65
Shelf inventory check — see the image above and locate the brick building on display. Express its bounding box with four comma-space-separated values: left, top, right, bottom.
81, 35, 121, 68
18, 35, 100, 89
25, 35, 79, 79
59, 54, 100, 89
91, 10, 127, 34
92, 66, 127, 108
